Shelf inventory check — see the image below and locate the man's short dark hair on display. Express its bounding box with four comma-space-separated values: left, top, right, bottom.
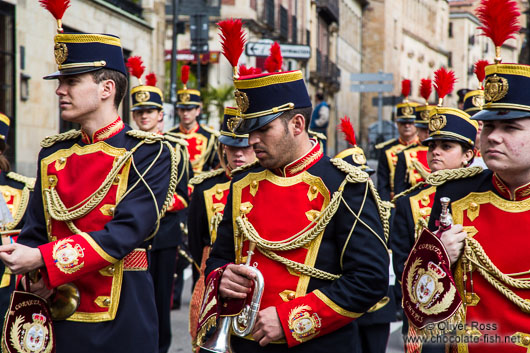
316, 93, 324, 101
90, 69, 128, 109
278, 106, 313, 132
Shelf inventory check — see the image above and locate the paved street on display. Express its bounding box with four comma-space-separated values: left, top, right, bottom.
168, 268, 405, 353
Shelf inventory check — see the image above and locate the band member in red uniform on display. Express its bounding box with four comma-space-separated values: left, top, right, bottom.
425, 2, 530, 352
376, 79, 419, 200
196, 19, 390, 353
188, 107, 255, 348
128, 57, 190, 353
168, 65, 219, 173
0, 3, 186, 352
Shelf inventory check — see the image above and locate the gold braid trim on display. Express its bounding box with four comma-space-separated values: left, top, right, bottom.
330, 158, 391, 242
189, 168, 225, 186
40, 130, 82, 148
3, 173, 35, 230
201, 125, 221, 136
392, 166, 484, 203
412, 159, 431, 181
463, 237, 530, 313
375, 138, 396, 150
234, 159, 389, 281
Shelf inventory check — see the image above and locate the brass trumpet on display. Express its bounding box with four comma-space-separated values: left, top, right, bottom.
50, 283, 80, 320
200, 242, 265, 353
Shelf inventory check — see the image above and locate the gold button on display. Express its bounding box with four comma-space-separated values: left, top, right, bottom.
109, 207, 115, 215
114, 176, 120, 183
311, 186, 318, 193
523, 336, 530, 346
469, 202, 478, 212
148, 245, 153, 251
216, 188, 223, 194
223, 303, 228, 307
251, 181, 258, 188
48, 176, 55, 184
107, 266, 115, 274
287, 293, 295, 301
103, 298, 111, 306
58, 157, 66, 164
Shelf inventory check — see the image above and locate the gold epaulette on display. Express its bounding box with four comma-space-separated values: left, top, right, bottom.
375, 138, 396, 150
40, 130, 82, 148
201, 125, 220, 137
309, 130, 327, 141
391, 166, 484, 203
6, 172, 36, 191
126, 130, 165, 141
330, 158, 370, 183
231, 160, 261, 175
163, 133, 188, 147
189, 168, 226, 186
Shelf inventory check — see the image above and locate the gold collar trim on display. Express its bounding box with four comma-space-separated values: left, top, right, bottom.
81, 117, 124, 144
493, 173, 530, 201
280, 140, 323, 177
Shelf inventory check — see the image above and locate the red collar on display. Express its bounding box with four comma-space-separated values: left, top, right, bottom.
398, 136, 419, 147
81, 117, 124, 144
274, 140, 323, 177
179, 123, 199, 134
492, 173, 530, 201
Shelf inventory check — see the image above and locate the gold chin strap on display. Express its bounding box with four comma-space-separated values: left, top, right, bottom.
241, 102, 295, 120
220, 131, 248, 139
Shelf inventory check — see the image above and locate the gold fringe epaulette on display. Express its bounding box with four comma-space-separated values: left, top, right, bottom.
40, 130, 82, 148
392, 166, 484, 203
6, 172, 36, 191
189, 168, 226, 186
201, 124, 220, 137
309, 130, 327, 141
374, 138, 396, 150
230, 160, 261, 175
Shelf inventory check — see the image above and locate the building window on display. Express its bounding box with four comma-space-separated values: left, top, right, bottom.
448, 22, 453, 38
103, 0, 143, 18
266, 0, 275, 28
291, 15, 297, 43
280, 6, 288, 40
0, 2, 16, 166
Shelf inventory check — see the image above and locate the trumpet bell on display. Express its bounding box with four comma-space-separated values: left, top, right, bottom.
199, 316, 234, 353
50, 283, 80, 321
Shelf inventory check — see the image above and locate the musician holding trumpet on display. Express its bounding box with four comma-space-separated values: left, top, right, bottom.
194, 19, 391, 353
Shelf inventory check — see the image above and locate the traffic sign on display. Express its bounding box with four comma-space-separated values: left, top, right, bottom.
246, 41, 311, 59
350, 73, 393, 82
350, 83, 393, 93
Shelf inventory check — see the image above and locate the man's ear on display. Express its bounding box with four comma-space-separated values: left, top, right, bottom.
291, 114, 306, 136
158, 110, 164, 122
100, 79, 115, 102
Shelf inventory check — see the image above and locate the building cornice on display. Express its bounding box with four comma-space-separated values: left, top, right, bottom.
449, 11, 481, 26
90, 0, 153, 30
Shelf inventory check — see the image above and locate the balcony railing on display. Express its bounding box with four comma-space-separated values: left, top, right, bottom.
311, 49, 341, 92
103, 0, 142, 18
316, 0, 339, 23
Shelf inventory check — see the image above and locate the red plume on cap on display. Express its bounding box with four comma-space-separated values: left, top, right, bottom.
420, 79, 432, 103
39, 0, 70, 20
264, 42, 283, 73
238, 64, 262, 76
474, 60, 489, 88
126, 56, 145, 81
217, 19, 247, 74
145, 72, 157, 87
339, 116, 357, 146
476, 0, 521, 62
401, 79, 411, 99
433, 67, 456, 105
39, 0, 70, 32
181, 65, 190, 86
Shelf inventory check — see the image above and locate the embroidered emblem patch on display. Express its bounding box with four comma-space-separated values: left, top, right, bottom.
180, 93, 190, 103
54, 43, 68, 65
135, 90, 150, 103
472, 95, 485, 108
227, 117, 241, 133
52, 238, 85, 274
401, 105, 414, 117
288, 305, 321, 343
235, 90, 249, 113
484, 74, 508, 102
10, 313, 53, 353
429, 114, 447, 132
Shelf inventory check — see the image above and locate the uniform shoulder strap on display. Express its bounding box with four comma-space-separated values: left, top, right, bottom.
40, 130, 82, 148
375, 138, 396, 150
201, 125, 220, 136
189, 168, 226, 186
6, 172, 36, 190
